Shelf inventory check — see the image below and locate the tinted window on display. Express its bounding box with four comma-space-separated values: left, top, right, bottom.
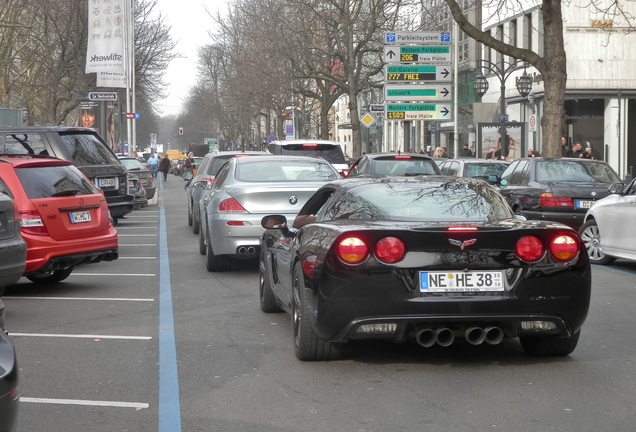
15, 166, 99, 198
277, 144, 345, 164
323, 180, 513, 222
536, 160, 621, 183
2, 133, 47, 155
236, 160, 339, 182
119, 158, 148, 171
370, 156, 439, 176
58, 132, 121, 165
207, 156, 234, 176
463, 162, 509, 178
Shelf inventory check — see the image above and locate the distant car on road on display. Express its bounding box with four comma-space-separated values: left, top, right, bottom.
186, 150, 266, 234
348, 152, 440, 177
437, 158, 510, 184
199, 155, 340, 271
0, 154, 118, 284
266, 139, 350, 177
579, 178, 636, 264
118, 156, 155, 200
496, 157, 622, 229
259, 176, 591, 361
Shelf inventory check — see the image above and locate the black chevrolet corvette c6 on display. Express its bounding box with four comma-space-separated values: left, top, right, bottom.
259, 176, 591, 361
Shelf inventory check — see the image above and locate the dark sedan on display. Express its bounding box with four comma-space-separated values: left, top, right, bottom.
118, 156, 156, 200
348, 152, 441, 177
259, 176, 591, 361
496, 157, 622, 229
0, 194, 27, 297
0, 300, 19, 432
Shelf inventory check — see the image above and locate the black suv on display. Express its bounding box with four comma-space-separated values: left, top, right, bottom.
0, 127, 133, 221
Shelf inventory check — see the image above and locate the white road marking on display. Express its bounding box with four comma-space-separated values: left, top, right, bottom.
117, 234, 157, 237
70, 273, 156, 277
20, 397, 149, 409
117, 243, 156, 246
2, 297, 153, 302
118, 256, 157, 260
10, 333, 152, 340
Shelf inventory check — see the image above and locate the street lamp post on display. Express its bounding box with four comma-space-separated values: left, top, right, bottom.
474, 58, 533, 159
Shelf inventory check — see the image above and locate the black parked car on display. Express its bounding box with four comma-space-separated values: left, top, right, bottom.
0, 193, 26, 297
348, 152, 441, 177
259, 176, 591, 361
0, 300, 19, 432
0, 127, 133, 222
496, 157, 622, 229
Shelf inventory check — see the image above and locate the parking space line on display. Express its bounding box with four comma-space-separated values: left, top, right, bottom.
2, 296, 153, 301
117, 234, 158, 237
118, 256, 157, 260
70, 273, 156, 277
20, 397, 149, 409
9, 333, 152, 340
115, 227, 158, 229
118, 243, 156, 246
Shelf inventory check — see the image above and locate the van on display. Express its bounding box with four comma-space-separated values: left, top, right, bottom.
266, 139, 350, 177
0, 126, 134, 221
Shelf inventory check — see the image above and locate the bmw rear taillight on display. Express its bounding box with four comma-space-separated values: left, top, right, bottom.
515, 235, 545, 262
539, 193, 572, 207
337, 236, 369, 264
19, 210, 47, 236
550, 234, 579, 261
218, 198, 247, 213
375, 236, 406, 264
341, 169, 350, 178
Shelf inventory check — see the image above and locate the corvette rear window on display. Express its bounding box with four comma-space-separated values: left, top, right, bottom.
15, 166, 99, 198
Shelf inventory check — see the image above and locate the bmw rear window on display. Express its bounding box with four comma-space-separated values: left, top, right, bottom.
279, 144, 346, 164
536, 160, 620, 183
15, 166, 99, 198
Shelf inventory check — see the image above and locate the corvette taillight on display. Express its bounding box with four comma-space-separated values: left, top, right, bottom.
375, 236, 406, 264
218, 198, 247, 213
337, 236, 369, 264
515, 235, 545, 262
19, 210, 48, 236
539, 193, 572, 207
550, 234, 579, 261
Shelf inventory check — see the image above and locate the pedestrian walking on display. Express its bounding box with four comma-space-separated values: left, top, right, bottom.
148, 153, 159, 179
159, 155, 171, 181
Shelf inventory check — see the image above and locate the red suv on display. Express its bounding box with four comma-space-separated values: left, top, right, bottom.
0, 154, 118, 284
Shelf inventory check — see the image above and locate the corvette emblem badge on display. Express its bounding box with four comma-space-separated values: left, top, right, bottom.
449, 238, 477, 250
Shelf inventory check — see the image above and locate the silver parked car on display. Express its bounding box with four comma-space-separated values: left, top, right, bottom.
199, 155, 340, 271
579, 178, 636, 264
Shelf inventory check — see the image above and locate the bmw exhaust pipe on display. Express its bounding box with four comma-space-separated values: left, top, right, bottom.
435, 328, 455, 347
415, 328, 437, 348
465, 327, 486, 345
484, 326, 504, 345
237, 246, 247, 255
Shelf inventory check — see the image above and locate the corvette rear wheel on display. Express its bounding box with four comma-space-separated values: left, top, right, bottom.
259, 249, 281, 313
291, 263, 341, 361
519, 330, 581, 356
205, 225, 231, 272
26, 266, 74, 284
579, 220, 616, 265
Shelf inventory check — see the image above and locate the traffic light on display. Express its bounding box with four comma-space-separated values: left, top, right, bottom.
178, 127, 184, 135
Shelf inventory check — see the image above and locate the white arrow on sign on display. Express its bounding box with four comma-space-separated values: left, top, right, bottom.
384, 84, 452, 102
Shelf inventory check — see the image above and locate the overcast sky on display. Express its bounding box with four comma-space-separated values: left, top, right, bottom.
155, 0, 227, 117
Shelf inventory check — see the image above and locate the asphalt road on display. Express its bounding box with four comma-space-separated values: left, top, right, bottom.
3, 174, 636, 432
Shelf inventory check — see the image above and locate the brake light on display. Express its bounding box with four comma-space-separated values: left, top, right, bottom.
375, 236, 406, 264
337, 236, 369, 264
341, 169, 350, 178
394, 155, 411, 160
550, 234, 579, 261
19, 210, 48, 236
218, 198, 247, 213
302, 144, 319, 149
447, 226, 478, 232
515, 236, 544, 262
539, 193, 572, 207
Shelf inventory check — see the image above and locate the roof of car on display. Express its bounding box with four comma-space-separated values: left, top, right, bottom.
321, 174, 487, 191
234, 155, 332, 164
0, 154, 72, 167
269, 139, 339, 146
444, 158, 510, 164
362, 152, 433, 159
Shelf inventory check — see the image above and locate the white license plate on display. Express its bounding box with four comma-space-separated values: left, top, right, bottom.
420, 270, 504, 292
575, 200, 594, 209
70, 211, 91, 224
97, 178, 116, 188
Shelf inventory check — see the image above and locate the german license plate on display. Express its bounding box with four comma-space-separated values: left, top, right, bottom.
420, 270, 504, 292
70, 211, 91, 224
97, 178, 116, 188
575, 200, 594, 209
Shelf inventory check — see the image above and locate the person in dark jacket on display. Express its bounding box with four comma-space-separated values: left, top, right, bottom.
159, 155, 171, 181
